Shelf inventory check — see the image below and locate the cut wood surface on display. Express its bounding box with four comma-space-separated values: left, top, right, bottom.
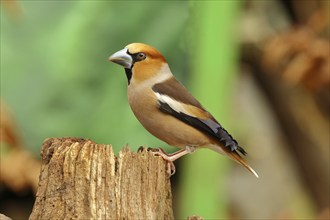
29, 137, 174, 220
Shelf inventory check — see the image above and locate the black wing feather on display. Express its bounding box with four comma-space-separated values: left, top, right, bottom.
158, 101, 247, 156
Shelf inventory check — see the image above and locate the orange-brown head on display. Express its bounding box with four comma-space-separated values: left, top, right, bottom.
109, 43, 168, 85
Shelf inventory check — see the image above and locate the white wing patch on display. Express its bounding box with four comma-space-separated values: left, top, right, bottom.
154, 92, 195, 117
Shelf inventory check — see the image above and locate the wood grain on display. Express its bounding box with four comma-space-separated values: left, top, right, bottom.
29, 138, 173, 220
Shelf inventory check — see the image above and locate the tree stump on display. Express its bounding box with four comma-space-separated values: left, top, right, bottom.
29, 138, 173, 220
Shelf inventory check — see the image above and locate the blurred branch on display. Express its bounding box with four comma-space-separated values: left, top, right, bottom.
1, 100, 22, 149
241, 28, 329, 213
240, 0, 329, 212
262, 26, 329, 115
0, 101, 40, 192
279, 0, 321, 24
0, 149, 40, 193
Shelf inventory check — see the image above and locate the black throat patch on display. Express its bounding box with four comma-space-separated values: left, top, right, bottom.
124, 68, 132, 85
124, 51, 144, 85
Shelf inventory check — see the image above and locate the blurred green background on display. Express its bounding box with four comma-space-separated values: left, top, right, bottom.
1, 0, 329, 219
1, 1, 190, 152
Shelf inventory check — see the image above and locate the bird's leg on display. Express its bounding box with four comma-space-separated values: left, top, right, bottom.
150, 146, 196, 176
159, 146, 196, 161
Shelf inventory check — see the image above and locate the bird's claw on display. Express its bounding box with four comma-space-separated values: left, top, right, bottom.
137, 146, 144, 153
149, 147, 176, 177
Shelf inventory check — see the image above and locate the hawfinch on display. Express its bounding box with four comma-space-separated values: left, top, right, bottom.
109, 43, 258, 177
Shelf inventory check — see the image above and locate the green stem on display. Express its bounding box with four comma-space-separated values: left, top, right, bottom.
179, 1, 241, 219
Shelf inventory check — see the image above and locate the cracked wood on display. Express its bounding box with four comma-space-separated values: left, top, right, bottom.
29, 138, 173, 220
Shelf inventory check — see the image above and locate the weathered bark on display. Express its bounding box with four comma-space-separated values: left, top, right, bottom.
29, 138, 173, 220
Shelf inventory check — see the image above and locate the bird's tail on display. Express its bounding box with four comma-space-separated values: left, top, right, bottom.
208, 145, 259, 178
228, 151, 259, 178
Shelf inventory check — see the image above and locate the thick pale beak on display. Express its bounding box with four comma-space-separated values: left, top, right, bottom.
108, 48, 133, 69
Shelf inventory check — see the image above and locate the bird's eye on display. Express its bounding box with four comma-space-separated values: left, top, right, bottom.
136, 52, 146, 61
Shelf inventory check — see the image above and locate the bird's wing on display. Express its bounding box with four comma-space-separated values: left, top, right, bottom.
152, 77, 246, 155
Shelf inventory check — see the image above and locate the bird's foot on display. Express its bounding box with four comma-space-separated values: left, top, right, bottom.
145, 146, 196, 177
148, 147, 176, 177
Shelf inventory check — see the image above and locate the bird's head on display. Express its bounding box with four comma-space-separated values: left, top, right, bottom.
109, 43, 169, 85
